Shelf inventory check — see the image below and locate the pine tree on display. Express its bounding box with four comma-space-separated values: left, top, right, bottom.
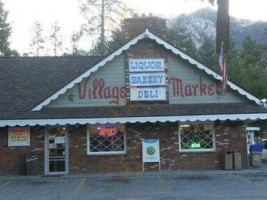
89, 22, 128, 56
166, 26, 197, 58
240, 36, 262, 66
198, 36, 216, 67
0, 0, 12, 56
49, 22, 63, 56
30, 21, 45, 56
227, 36, 267, 98
261, 28, 267, 66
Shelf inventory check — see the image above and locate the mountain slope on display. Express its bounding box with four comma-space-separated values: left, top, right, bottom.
169, 8, 267, 47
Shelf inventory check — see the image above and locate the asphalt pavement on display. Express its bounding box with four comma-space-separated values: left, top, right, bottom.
1, 168, 267, 200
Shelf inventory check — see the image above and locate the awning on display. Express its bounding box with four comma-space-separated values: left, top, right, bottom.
1, 113, 267, 127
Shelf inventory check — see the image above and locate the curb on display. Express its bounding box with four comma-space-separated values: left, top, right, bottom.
1, 169, 267, 181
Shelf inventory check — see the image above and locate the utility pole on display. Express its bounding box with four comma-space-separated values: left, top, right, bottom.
101, 0, 105, 48
216, 0, 229, 54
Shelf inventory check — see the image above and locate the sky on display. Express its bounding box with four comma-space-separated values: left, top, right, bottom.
3, 0, 267, 55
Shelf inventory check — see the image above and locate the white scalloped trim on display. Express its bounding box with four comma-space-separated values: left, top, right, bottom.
32, 29, 263, 111
147, 33, 262, 105
32, 32, 147, 111
2, 113, 267, 127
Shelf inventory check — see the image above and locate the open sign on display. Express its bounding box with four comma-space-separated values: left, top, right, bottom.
98, 125, 118, 137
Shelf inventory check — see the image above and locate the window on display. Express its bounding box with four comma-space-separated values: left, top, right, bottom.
179, 123, 215, 152
87, 124, 126, 155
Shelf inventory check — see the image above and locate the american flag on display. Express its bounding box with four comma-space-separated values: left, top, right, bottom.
219, 42, 227, 90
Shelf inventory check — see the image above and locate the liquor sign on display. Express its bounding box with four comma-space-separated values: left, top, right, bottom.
129, 73, 166, 86
142, 139, 160, 163
129, 59, 165, 72
97, 124, 119, 137
130, 87, 166, 101
8, 127, 30, 146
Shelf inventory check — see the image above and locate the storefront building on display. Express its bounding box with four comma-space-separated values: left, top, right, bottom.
0, 18, 267, 175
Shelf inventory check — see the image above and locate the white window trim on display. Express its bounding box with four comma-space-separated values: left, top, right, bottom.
178, 122, 216, 153
86, 124, 127, 155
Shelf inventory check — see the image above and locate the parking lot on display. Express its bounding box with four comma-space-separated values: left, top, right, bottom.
1, 171, 267, 200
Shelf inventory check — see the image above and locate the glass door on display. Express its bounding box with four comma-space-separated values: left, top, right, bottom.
45, 126, 69, 175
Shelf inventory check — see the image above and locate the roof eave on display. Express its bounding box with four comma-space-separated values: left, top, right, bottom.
31, 29, 264, 111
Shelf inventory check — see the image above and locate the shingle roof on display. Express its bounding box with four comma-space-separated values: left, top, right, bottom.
0, 32, 266, 124
1, 103, 265, 120
0, 56, 103, 119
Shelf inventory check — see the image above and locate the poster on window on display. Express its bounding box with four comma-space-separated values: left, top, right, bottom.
8, 127, 30, 146
142, 139, 160, 163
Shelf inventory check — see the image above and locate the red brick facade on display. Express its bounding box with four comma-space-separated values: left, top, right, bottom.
0, 127, 45, 175
0, 121, 248, 175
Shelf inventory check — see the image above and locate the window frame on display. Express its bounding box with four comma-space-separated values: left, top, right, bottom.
178, 122, 216, 153
86, 124, 127, 155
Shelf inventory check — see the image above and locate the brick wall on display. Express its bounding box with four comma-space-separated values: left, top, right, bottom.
125, 17, 167, 39
0, 127, 45, 175
0, 121, 247, 175
69, 121, 248, 173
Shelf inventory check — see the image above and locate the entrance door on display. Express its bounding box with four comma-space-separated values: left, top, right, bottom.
45, 126, 69, 175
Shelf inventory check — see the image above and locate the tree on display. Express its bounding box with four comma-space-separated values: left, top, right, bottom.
240, 36, 262, 66
49, 22, 63, 56
79, 0, 129, 50
225, 36, 267, 98
200, 0, 230, 53
89, 26, 128, 56
0, 0, 17, 56
260, 27, 267, 66
70, 31, 81, 56
30, 21, 45, 56
198, 36, 216, 67
166, 26, 197, 58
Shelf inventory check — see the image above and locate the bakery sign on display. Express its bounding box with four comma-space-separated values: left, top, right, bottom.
129, 59, 167, 101
8, 127, 30, 146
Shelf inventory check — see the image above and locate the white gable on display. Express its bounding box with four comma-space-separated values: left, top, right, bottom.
32, 29, 264, 111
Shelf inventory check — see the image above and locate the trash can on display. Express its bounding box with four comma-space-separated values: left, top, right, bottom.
224, 150, 233, 170
233, 151, 242, 170
26, 152, 39, 175
249, 144, 263, 167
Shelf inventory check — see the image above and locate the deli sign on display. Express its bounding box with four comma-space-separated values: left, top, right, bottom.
130, 87, 166, 101
129, 59, 167, 101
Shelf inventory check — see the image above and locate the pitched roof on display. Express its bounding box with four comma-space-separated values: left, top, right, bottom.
0, 30, 266, 126
32, 30, 264, 111
0, 56, 103, 113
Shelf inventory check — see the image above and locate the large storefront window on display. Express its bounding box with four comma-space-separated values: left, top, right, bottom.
179, 123, 215, 152
87, 124, 126, 155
